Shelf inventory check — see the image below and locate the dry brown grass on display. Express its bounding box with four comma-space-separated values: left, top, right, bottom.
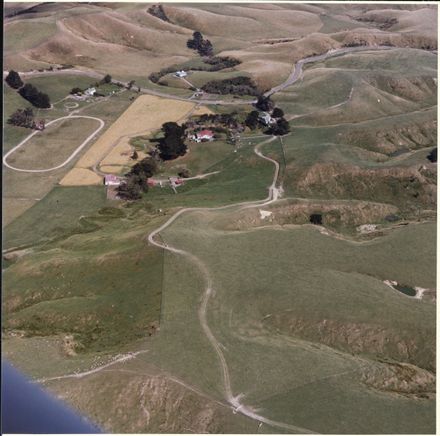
163, 4, 322, 40
75, 95, 195, 168
59, 168, 102, 186
61, 95, 207, 183
6, 4, 436, 88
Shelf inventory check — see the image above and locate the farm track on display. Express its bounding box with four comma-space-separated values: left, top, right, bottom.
36, 350, 149, 383
146, 136, 316, 433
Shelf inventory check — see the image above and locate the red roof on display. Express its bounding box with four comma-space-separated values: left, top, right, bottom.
198, 129, 214, 137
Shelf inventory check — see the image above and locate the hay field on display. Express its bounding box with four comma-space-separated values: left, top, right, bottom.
60, 95, 198, 184
59, 168, 103, 186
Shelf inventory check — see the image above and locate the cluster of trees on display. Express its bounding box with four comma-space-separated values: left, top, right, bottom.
117, 157, 157, 200
203, 56, 241, 71
5, 70, 51, 108
117, 122, 189, 200
70, 87, 83, 95
245, 98, 290, 136
187, 31, 213, 57
149, 66, 175, 84
187, 112, 239, 129
309, 214, 323, 225
244, 110, 260, 130
19, 83, 51, 108
149, 56, 241, 85
427, 147, 437, 163
342, 40, 368, 48
255, 95, 274, 112
265, 117, 290, 136
102, 74, 112, 84
201, 76, 259, 96
5, 70, 23, 89
354, 16, 398, 30
8, 108, 35, 128
156, 122, 187, 160
147, 4, 169, 22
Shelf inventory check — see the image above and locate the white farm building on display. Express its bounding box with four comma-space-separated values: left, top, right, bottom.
175, 70, 188, 78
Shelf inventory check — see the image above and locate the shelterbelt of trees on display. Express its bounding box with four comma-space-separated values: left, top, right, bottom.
5, 70, 51, 108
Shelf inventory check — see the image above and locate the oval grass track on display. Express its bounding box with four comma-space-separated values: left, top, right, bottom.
3, 115, 105, 173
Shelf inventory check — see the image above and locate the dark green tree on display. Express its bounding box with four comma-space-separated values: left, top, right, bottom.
178, 168, 190, 178
265, 117, 290, 136
158, 135, 187, 160
162, 121, 185, 137
310, 214, 322, 225
245, 110, 260, 130
255, 95, 274, 112
8, 107, 34, 128
187, 31, 214, 57
117, 178, 143, 200
131, 158, 157, 177
18, 84, 51, 108
5, 70, 23, 89
427, 148, 437, 163
272, 107, 284, 118
102, 74, 112, 84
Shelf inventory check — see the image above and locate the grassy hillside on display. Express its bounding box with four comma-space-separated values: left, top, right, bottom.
4, 3, 436, 90
157, 209, 435, 433
4, 186, 106, 250
2, 3, 437, 434
3, 201, 164, 356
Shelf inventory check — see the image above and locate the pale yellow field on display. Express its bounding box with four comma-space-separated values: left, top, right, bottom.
100, 141, 133, 167
191, 105, 215, 116
99, 165, 125, 174
59, 168, 103, 186
77, 95, 195, 168
60, 95, 202, 184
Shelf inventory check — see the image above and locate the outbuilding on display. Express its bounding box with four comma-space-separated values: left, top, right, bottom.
196, 129, 215, 141
84, 87, 96, 96
175, 70, 188, 78
258, 111, 275, 125
104, 174, 122, 186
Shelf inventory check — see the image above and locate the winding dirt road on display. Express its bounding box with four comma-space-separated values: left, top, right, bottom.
264, 45, 394, 97
147, 136, 315, 433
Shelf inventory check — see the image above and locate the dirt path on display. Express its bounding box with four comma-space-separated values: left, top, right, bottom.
3, 115, 105, 173
264, 45, 395, 98
36, 350, 149, 383
147, 135, 315, 433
